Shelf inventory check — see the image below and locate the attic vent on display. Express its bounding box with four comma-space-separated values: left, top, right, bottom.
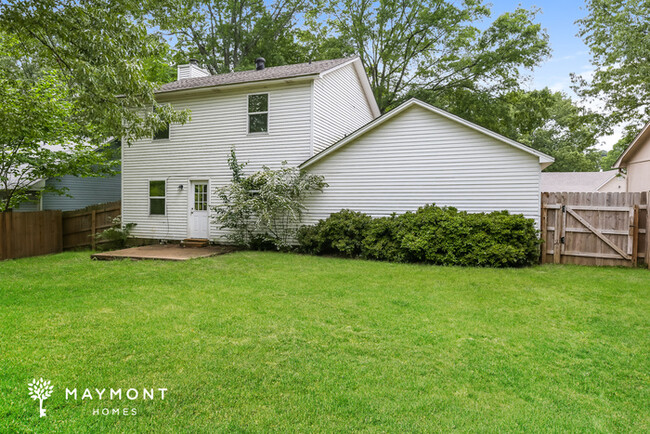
255, 57, 266, 71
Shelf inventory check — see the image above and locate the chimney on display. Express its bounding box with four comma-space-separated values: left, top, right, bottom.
255, 57, 266, 71
177, 59, 210, 80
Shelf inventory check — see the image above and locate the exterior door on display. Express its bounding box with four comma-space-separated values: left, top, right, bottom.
189, 181, 209, 239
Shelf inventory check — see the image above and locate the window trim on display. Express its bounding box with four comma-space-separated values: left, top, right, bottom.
148, 179, 166, 216
247, 92, 269, 135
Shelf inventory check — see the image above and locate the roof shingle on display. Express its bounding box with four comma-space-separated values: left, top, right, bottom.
157, 57, 357, 94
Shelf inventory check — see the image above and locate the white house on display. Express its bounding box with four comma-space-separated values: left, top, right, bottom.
122, 57, 553, 242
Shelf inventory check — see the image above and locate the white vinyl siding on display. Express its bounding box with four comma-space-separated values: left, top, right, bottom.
122, 81, 312, 241
312, 63, 375, 154
304, 105, 542, 226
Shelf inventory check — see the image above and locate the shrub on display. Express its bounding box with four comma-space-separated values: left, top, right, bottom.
94, 216, 136, 250
298, 204, 540, 267
297, 210, 372, 256
212, 149, 327, 250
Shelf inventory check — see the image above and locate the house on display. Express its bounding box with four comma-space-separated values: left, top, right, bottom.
122, 57, 553, 242
613, 122, 650, 192
9, 174, 121, 212
540, 170, 625, 193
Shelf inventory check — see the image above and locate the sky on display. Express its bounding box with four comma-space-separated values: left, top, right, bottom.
488, 0, 620, 150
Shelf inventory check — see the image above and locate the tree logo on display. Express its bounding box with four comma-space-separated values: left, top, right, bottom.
28, 378, 53, 417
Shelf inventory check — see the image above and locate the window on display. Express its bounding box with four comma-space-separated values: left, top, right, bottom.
248, 93, 268, 133
194, 183, 208, 211
149, 180, 166, 215
153, 106, 170, 140
153, 123, 170, 140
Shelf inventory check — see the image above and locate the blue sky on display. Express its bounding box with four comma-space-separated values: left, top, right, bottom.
488, 0, 619, 149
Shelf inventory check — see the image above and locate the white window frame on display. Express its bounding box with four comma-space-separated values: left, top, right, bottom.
247, 93, 269, 135
148, 179, 166, 216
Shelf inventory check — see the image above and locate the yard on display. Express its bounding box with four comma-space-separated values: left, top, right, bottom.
1, 251, 648, 432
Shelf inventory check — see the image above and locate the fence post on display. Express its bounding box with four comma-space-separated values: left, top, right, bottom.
646, 191, 650, 270
540, 194, 547, 264
632, 204, 639, 267
91, 210, 96, 251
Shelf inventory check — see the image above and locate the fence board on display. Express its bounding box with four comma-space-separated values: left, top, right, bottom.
541, 192, 649, 267
62, 201, 120, 250
0, 211, 62, 260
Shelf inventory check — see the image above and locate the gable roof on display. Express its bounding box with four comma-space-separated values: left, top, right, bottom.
613, 121, 650, 168
157, 57, 358, 94
541, 170, 621, 192
300, 98, 555, 169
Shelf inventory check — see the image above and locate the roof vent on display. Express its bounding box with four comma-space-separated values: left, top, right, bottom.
255, 57, 266, 71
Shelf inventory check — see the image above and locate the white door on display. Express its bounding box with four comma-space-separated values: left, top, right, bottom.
189, 181, 209, 239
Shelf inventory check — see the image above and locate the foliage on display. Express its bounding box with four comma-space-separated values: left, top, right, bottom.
213, 149, 327, 249
573, 0, 650, 136
0, 0, 190, 143
95, 216, 137, 250
329, 0, 550, 112
298, 205, 540, 267
0, 37, 119, 211
149, 0, 323, 74
297, 210, 372, 256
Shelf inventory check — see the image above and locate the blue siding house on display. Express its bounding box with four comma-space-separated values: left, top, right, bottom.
15, 173, 121, 212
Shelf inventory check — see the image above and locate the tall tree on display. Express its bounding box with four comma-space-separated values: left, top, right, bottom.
0, 36, 117, 211
573, 0, 650, 133
329, 0, 550, 112
0, 0, 189, 143
150, 0, 319, 74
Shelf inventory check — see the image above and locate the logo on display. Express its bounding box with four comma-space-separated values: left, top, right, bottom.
28, 378, 53, 417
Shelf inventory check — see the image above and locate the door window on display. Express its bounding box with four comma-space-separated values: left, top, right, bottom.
194, 183, 207, 211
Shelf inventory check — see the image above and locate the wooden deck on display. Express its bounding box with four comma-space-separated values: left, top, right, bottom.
91, 244, 235, 261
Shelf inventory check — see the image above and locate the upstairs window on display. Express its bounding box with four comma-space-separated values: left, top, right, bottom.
248, 93, 268, 134
149, 180, 166, 215
153, 106, 170, 140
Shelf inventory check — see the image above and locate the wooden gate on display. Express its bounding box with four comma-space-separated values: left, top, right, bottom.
541, 192, 649, 267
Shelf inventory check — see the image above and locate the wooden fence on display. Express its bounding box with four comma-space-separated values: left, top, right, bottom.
0, 211, 63, 260
62, 201, 121, 250
541, 192, 649, 267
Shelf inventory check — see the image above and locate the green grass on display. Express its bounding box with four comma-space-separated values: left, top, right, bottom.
1, 251, 648, 432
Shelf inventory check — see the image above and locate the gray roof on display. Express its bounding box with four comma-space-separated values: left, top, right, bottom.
541, 170, 620, 192
157, 57, 357, 94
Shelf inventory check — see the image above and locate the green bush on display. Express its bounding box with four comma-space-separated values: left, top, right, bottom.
298, 205, 540, 267
297, 210, 372, 256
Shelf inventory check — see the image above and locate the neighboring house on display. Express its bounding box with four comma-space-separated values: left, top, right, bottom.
541, 170, 626, 193
10, 174, 122, 212
613, 122, 650, 192
122, 56, 553, 242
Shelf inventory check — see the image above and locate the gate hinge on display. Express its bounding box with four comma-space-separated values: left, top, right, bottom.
560, 236, 565, 244
561, 205, 566, 213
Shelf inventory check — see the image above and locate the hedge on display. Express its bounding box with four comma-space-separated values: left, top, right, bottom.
297, 205, 540, 267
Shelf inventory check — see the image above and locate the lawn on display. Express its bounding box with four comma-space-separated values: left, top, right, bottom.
1, 252, 648, 432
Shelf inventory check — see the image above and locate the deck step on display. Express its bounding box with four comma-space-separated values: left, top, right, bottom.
181, 238, 209, 248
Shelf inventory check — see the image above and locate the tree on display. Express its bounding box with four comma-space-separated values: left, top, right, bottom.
573, 0, 650, 135
213, 149, 327, 249
0, 56, 117, 211
0, 0, 189, 143
150, 0, 319, 74
329, 0, 550, 112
